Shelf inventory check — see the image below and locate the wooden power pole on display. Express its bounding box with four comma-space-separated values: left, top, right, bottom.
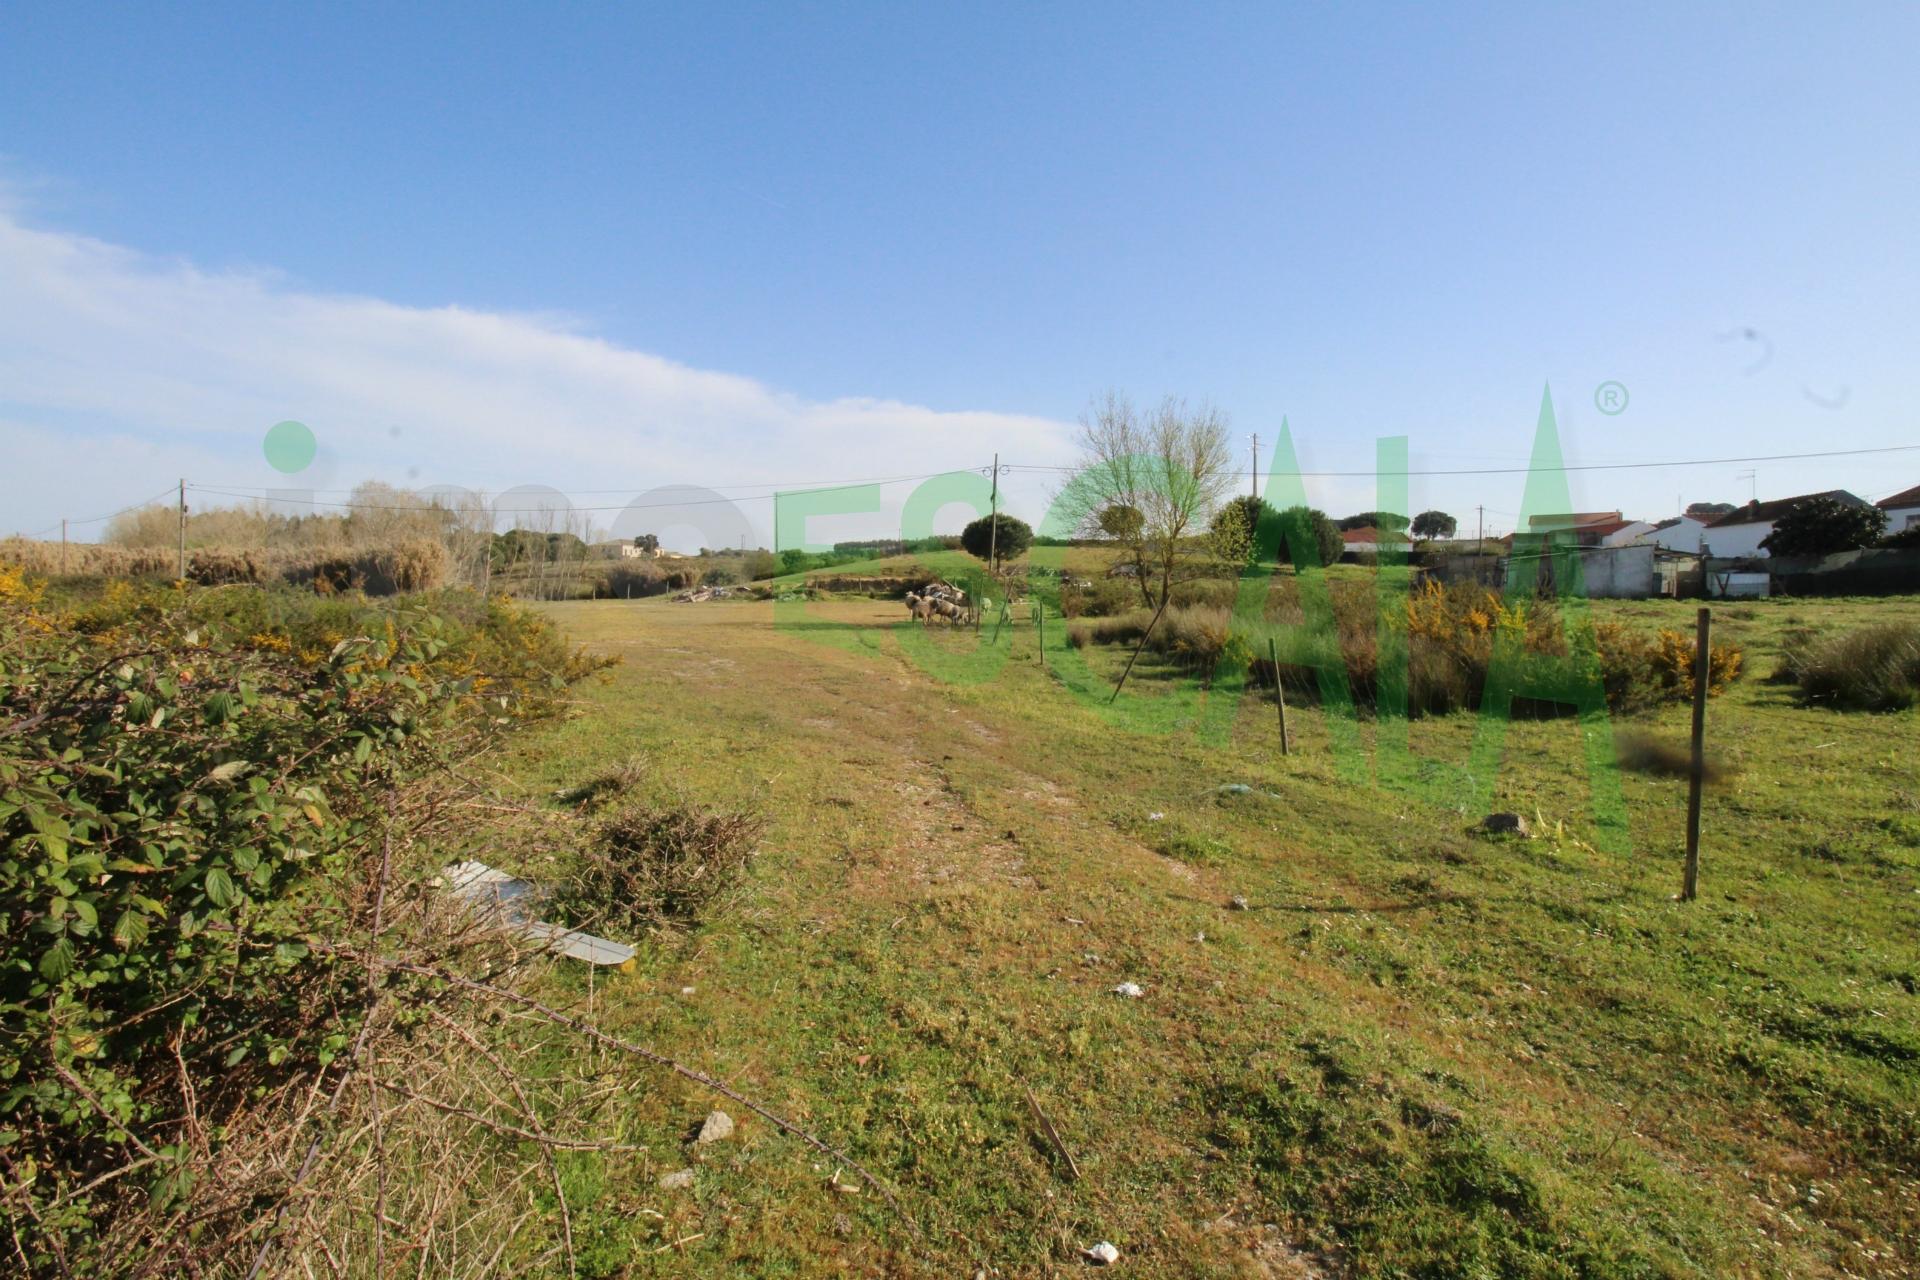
177, 478, 187, 581
1682, 607, 1711, 900
987, 453, 999, 567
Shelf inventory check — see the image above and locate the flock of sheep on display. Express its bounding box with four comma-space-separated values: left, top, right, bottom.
903, 582, 981, 625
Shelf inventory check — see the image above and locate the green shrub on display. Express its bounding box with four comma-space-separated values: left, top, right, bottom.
0, 582, 598, 1265
1059, 576, 1143, 618
597, 561, 667, 598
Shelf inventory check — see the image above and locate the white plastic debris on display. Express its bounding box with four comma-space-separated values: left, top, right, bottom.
1148, 812, 1165, 821
441, 861, 636, 968
1111, 982, 1145, 999
694, 1110, 735, 1145
1228, 895, 1251, 911
1084, 1240, 1121, 1265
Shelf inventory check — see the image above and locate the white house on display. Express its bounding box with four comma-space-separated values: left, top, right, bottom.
1635, 514, 1712, 554
1878, 483, 1920, 534
1702, 490, 1870, 559
1599, 520, 1657, 548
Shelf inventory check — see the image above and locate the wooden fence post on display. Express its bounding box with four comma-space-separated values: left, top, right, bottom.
1035, 601, 1046, 670
1682, 606, 1710, 900
1268, 636, 1289, 755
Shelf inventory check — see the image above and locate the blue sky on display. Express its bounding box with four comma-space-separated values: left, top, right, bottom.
3, 3, 1917, 546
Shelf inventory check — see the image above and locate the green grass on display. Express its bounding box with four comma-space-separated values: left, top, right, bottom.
484, 588, 1920, 1276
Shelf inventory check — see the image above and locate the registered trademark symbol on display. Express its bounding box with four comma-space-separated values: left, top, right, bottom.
1594, 381, 1629, 415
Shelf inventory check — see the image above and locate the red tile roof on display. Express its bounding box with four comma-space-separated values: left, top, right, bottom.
1527, 511, 1622, 530
1876, 484, 1920, 510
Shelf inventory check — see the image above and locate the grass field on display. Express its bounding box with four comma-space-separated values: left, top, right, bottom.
492, 588, 1920, 1277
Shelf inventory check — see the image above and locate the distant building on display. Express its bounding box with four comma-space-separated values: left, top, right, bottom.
1526, 511, 1632, 547
1702, 490, 1871, 559
1635, 514, 1712, 554
1877, 483, 1920, 533
1340, 526, 1410, 557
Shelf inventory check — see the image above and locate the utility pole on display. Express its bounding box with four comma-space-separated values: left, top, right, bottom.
1250, 435, 1259, 502
983, 453, 1001, 634
177, 478, 187, 581
60, 518, 67, 575
986, 453, 1000, 567
1477, 505, 1484, 551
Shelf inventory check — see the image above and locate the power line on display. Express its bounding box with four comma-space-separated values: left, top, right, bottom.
71, 484, 188, 527
12, 484, 188, 539
1000, 441, 1920, 479
187, 467, 988, 498
33, 437, 1917, 531
185, 469, 966, 515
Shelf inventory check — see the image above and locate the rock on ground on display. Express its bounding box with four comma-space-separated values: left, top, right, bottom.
1477, 812, 1532, 838
694, 1109, 735, 1145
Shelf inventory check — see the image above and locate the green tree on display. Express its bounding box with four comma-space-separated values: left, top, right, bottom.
1098, 503, 1144, 541
1411, 509, 1457, 540
1272, 506, 1343, 569
1881, 523, 1920, 548
1760, 498, 1886, 557
960, 513, 1033, 568
1210, 495, 1275, 564
1337, 510, 1409, 532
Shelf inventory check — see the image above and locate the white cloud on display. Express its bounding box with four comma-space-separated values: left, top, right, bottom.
0, 207, 1081, 546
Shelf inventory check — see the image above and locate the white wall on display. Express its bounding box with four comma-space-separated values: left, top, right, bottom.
1651, 516, 1708, 554
1577, 544, 1657, 597
1703, 520, 1773, 559
1884, 504, 1920, 532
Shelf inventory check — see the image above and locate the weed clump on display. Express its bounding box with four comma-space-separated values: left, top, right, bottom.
577, 800, 764, 929
1068, 580, 1745, 717
1778, 622, 1920, 710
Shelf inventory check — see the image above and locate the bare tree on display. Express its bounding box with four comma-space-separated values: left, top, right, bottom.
1055, 392, 1237, 611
